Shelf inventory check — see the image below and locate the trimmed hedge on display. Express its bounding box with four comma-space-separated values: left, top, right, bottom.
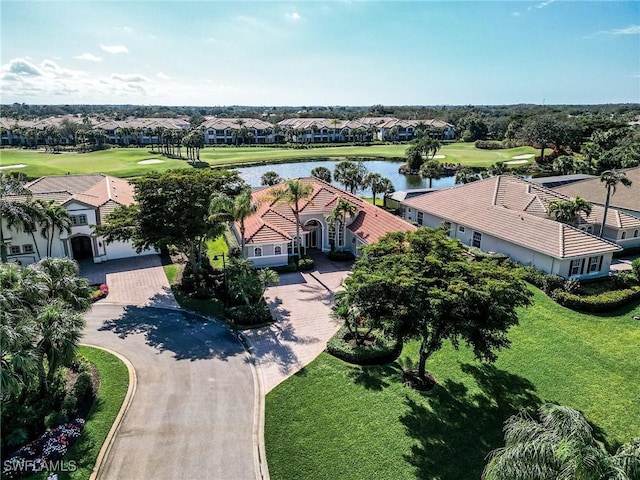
327, 326, 401, 365
633, 258, 640, 281
297, 257, 315, 271
327, 251, 355, 262
272, 261, 298, 273
552, 287, 640, 313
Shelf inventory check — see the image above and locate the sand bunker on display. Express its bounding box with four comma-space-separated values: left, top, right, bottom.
504, 159, 529, 165
0, 164, 27, 170
432, 155, 446, 159
137, 159, 165, 165
511, 154, 535, 160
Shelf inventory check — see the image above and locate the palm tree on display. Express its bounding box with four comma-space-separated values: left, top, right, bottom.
1, 173, 35, 263
483, 404, 640, 480
333, 161, 367, 194
257, 268, 280, 296
209, 189, 259, 255
38, 200, 72, 257
311, 166, 332, 183
363, 172, 394, 206
260, 171, 283, 186
546, 200, 577, 223
419, 160, 444, 188
455, 167, 482, 185
377, 177, 395, 208
325, 198, 358, 251
269, 179, 314, 259
599, 170, 632, 238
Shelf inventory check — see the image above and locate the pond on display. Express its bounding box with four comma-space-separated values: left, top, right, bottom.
237, 159, 456, 196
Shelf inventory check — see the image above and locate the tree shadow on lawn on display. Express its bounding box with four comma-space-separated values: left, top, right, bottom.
348, 364, 402, 391
400, 363, 542, 480
99, 306, 245, 361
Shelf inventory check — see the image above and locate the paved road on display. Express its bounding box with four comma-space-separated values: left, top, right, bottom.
84, 304, 260, 480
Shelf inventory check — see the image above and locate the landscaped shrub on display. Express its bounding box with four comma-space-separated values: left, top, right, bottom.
327, 251, 355, 262
611, 270, 639, 289
520, 265, 561, 293
297, 257, 315, 271
543, 274, 565, 294
633, 258, 640, 281
62, 394, 77, 416
327, 326, 401, 365
73, 372, 93, 400
225, 300, 272, 326
272, 261, 297, 273
465, 246, 509, 263
44, 412, 68, 429
552, 286, 640, 313
474, 140, 504, 150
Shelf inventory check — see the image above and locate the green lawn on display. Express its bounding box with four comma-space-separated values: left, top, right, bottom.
265, 288, 640, 480
27, 346, 129, 480
0, 143, 544, 178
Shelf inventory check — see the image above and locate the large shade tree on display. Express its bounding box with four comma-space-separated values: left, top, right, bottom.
483, 404, 640, 480
342, 228, 532, 381
95, 169, 245, 273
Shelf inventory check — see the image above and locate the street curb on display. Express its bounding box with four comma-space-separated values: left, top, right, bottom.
236, 331, 270, 480
84, 344, 137, 480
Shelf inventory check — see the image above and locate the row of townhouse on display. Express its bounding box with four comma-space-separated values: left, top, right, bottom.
0, 115, 455, 146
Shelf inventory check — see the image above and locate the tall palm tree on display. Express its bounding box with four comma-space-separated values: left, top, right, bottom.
0, 173, 34, 263
333, 161, 367, 194
363, 172, 394, 206
377, 177, 395, 208
209, 189, 259, 255
38, 200, 72, 257
269, 179, 314, 259
325, 198, 358, 251
599, 170, 632, 238
311, 166, 332, 183
483, 404, 640, 480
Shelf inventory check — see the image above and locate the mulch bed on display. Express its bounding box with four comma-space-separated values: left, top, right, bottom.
403, 369, 437, 391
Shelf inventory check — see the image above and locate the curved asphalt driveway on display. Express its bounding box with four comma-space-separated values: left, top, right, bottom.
83, 304, 260, 480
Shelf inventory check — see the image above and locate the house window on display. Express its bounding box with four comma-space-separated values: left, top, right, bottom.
634, 229, 639, 238
275, 246, 282, 255
621, 231, 627, 239
22, 244, 34, 254
570, 259, 581, 276
9, 245, 21, 255
472, 232, 482, 248
417, 212, 424, 225
587, 256, 601, 273
459, 226, 465, 233
71, 214, 88, 226
254, 247, 263, 257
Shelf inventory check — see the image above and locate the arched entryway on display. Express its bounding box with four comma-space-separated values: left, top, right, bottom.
70, 235, 93, 260
304, 219, 323, 250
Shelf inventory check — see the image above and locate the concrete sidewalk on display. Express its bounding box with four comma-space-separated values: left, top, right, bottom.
243, 253, 351, 392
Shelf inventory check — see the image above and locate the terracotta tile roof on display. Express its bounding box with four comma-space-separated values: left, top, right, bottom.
553, 166, 640, 214
240, 177, 416, 246
21, 174, 136, 224
200, 117, 274, 130
402, 176, 621, 259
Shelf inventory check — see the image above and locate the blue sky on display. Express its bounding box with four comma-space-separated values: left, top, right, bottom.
1, 1, 639, 106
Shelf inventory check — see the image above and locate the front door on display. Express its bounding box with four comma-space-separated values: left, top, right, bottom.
310, 228, 318, 248
71, 236, 93, 260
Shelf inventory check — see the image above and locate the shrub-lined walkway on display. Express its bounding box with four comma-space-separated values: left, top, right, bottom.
265, 288, 640, 480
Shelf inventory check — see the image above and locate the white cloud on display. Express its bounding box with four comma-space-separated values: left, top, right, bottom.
286, 12, 301, 21
608, 25, 640, 35
157, 72, 171, 80
111, 73, 148, 83
3, 58, 43, 77
100, 44, 129, 54
74, 53, 102, 62
535, 0, 555, 9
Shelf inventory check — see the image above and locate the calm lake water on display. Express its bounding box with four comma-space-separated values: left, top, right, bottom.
237, 160, 456, 196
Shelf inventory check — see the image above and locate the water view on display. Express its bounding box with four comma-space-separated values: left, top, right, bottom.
237, 159, 457, 196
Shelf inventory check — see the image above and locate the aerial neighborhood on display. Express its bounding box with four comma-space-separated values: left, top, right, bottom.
1, 1, 640, 479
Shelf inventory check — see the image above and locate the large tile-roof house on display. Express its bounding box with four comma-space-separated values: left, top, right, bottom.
553, 167, 640, 221
400, 176, 639, 279
2, 174, 155, 264
235, 177, 417, 267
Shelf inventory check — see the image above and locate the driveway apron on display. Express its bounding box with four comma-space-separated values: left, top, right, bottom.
80, 257, 260, 480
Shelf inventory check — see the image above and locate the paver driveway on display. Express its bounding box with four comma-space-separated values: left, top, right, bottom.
80, 257, 261, 480
242, 254, 351, 392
